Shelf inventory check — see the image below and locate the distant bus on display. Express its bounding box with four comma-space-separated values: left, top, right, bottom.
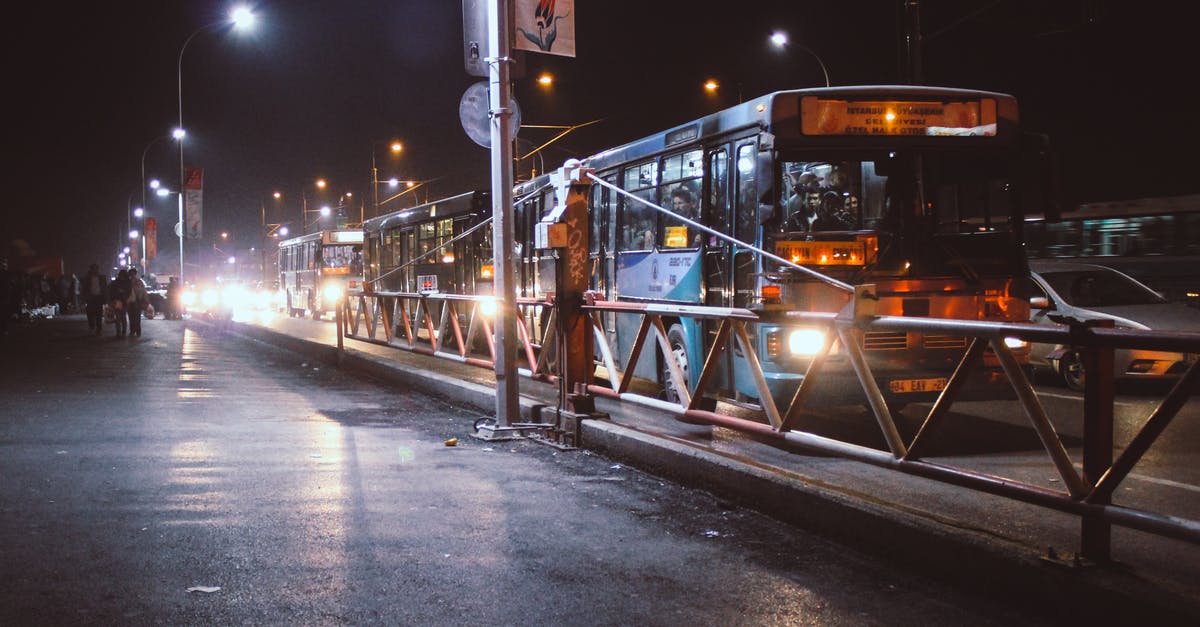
1025, 194, 1200, 304
278, 229, 364, 319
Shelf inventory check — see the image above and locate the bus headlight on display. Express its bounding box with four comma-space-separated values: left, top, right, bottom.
478, 296, 497, 317
789, 329, 827, 356
1003, 336, 1028, 349
323, 285, 344, 303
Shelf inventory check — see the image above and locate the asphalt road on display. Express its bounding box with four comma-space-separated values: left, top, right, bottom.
0, 315, 1051, 625
250, 308, 1200, 605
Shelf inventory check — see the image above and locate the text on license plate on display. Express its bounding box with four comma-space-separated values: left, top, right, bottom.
889, 378, 948, 394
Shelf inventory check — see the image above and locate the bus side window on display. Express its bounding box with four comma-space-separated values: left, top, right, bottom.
705, 148, 729, 238
620, 161, 658, 251
734, 143, 757, 244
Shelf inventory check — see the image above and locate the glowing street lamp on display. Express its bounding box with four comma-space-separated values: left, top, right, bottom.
371, 139, 404, 219
175, 5, 258, 283
768, 30, 830, 87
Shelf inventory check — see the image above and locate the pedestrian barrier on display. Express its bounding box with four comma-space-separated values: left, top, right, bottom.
340, 288, 1200, 562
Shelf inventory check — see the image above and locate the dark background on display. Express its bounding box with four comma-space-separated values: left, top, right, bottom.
5, 0, 1197, 276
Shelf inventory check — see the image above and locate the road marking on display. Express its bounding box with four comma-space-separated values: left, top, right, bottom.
1127, 473, 1200, 494
1036, 391, 1140, 407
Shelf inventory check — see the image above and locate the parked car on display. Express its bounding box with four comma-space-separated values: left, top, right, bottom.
1028, 260, 1200, 390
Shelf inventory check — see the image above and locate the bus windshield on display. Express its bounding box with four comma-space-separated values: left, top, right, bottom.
779, 151, 1018, 235
322, 244, 362, 273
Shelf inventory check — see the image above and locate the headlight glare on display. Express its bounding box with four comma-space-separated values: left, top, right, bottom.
788, 329, 827, 356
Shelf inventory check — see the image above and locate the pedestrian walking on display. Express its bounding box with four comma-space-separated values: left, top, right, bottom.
69, 273, 80, 314
127, 268, 148, 337
83, 264, 107, 335
108, 269, 131, 337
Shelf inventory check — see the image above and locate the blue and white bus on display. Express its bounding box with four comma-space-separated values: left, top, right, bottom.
514, 85, 1051, 407
360, 86, 1052, 407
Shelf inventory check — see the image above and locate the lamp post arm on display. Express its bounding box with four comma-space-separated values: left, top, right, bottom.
796, 43, 831, 87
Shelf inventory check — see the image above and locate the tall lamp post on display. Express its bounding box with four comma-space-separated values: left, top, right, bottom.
175, 5, 257, 283
371, 140, 403, 221
140, 134, 175, 276
769, 31, 831, 87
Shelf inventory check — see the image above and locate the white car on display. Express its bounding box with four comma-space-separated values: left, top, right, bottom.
1028, 260, 1200, 390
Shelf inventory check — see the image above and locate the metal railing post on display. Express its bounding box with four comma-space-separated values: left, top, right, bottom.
1081, 319, 1115, 562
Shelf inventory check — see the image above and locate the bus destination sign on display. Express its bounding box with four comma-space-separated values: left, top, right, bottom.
801, 97, 997, 137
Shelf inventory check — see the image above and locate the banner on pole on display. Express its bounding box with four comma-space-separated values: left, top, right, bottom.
184, 167, 204, 240
514, 0, 575, 57
146, 217, 157, 261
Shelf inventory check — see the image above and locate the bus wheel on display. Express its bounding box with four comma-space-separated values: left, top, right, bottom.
662, 324, 717, 414
1058, 350, 1086, 391
661, 325, 690, 404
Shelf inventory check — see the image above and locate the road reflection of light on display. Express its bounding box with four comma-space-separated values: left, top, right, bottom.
178, 329, 213, 399
165, 440, 225, 522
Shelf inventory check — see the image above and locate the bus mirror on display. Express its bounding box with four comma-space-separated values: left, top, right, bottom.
1030, 296, 1051, 310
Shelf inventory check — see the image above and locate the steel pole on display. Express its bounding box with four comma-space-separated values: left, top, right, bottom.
488, 0, 519, 428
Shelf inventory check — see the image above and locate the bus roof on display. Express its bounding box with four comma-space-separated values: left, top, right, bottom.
277, 229, 362, 248
585, 85, 1020, 171
362, 190, 487, 234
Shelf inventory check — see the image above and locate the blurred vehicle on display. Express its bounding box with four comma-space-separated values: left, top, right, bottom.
178, 279, 277, 324
1028, 260, 1200, 390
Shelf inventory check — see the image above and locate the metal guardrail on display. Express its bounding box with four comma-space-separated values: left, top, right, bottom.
339, 290, 1200, 561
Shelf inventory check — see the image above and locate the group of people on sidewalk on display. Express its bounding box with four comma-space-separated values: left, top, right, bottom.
83, 264, 149, 337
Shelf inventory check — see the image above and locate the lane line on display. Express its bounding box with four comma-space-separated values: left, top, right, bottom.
1036, 391, 1140, 407
1127, 473, 1200, 494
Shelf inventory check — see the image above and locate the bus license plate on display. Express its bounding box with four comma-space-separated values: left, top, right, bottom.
889, 378, 948, 394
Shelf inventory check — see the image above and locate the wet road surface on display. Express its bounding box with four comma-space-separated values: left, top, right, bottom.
0, 315, 1053, 624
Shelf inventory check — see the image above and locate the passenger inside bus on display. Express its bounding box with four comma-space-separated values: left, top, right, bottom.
666, 184, 703, 247
783, 162, 859, 232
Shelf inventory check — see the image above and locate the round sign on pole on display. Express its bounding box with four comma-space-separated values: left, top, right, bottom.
459, 81, 521, 148
174, 222, 183, 237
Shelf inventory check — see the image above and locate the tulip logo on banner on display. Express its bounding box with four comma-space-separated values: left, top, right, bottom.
185, 167, 204, 240
515, 0, 575, 57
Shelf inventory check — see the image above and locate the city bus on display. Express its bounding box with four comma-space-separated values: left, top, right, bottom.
360, 86, 1053, 408
513, 85, 1052, 407
361, 190, 493, 296
1025, 193, 1200, 305
278, 229, 364, 319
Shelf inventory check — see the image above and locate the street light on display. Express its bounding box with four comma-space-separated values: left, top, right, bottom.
139, 134, 173, 275
371, 139, 403, 220
769, 30, 830, 88
175, 5, 257, 283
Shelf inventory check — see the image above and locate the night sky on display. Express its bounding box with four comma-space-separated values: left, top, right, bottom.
6, 0, 1197, 276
